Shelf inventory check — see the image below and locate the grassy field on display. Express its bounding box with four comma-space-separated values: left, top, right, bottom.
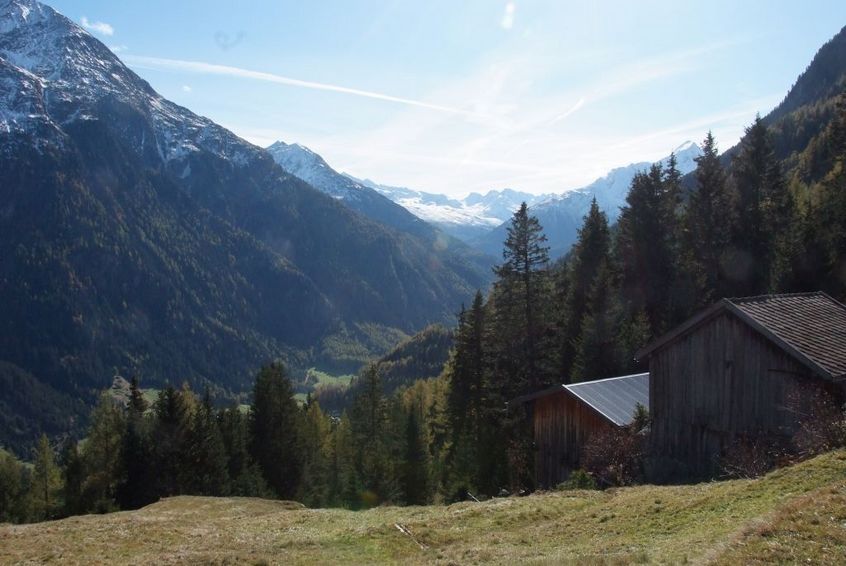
2, 451, 845, 565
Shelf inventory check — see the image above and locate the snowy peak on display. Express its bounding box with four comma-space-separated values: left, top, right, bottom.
0, 0, 258, 165
267, 140, 368, 200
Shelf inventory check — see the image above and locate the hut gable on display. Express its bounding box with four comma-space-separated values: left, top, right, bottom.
637, 291, 846, 475
637, 292, 846, 381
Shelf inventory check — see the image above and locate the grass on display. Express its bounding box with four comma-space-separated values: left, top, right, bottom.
2, 451, 845, 564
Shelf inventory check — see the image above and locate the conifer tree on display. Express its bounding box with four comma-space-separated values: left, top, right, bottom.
492, 202, 552, 394
81, 393, 126, 511
150, 385, 193, 497
185, 391, 229, 496
61, 439, 85, 516
616, 164, 675, 333
683, 131, 735, 303
730, 116, 794, 293
570, 260, 623, 381
298, 399, 331, 507
249, 363, 303, 499
401, 408, 430, 505
30, 434, 61, 520
560, 199, 610, 377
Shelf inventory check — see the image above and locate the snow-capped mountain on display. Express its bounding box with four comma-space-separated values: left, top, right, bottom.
267, 140, 448, 243
0, 0, 493, 439
474, 141, 703, 258
347, 176, 554, 242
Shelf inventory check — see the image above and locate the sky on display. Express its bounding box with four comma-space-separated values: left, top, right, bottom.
49, 0, 846, 197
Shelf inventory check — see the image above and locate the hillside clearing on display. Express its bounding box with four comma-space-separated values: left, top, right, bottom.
2, 451, 845, 565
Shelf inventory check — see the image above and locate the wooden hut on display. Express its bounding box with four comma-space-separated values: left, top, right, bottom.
636, 291, 846, 475
511, 372, 649, 488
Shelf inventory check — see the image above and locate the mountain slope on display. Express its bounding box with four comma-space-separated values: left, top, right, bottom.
266, 141, 496, 273
2, 451, 844, 564
475, 141, 702, 259
0, 0, 488, 448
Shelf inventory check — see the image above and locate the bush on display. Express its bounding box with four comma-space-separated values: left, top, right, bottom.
719, 433, 790, 479
581, 425, 646, 487
556, 469, 597, 490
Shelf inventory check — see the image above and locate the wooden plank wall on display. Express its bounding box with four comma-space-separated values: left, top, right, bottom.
649, 311, 819, 474
533, 391, 610, 487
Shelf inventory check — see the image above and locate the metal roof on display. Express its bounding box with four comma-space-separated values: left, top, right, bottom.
636, 292, 846, 381
509, 372, 650, 427
564, 372, 650, 427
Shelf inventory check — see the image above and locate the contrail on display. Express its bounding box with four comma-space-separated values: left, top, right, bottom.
125, 55, 479, 118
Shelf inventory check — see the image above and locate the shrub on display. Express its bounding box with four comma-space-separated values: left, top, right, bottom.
581, 424, 646, 487
556, 469, 597, 490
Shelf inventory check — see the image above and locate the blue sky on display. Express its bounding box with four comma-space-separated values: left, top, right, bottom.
51, 0, 846, 197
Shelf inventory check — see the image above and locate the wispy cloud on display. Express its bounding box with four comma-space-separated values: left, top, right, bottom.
182, 85, 192, 93
501, 2, 516, 30
124, 55, 483, 118
109, 44, 128, 53
550, 98, 586, 124
80, 16, 114, 36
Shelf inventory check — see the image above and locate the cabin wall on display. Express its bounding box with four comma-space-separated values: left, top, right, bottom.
649, 312, 820, 474
533, 391, 610, 487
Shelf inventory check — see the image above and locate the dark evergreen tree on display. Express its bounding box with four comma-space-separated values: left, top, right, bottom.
401, 408, 430, 505
615, 163, 675, 334
185, 391, 229, 496
219, 407, 268, 497
61, 439, 85, 516
249, 363, 303, 499
30, 434, 61, 520
730, 116, 794, 293
150, 385, 192, 497
682, 131, 735, 304
491, 202, 552, 395
570, 260, 623, 381
560, 199, 611, 377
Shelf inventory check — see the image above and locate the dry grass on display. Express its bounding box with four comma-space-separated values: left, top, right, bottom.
2, 451, 845, 565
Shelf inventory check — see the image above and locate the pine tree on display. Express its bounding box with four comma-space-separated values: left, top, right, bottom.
81, 393, 126, 511
298, 399, 331, 507
0, 449, 27, 523
348, 366, 394, 504
616, 163, 675, 334
219, 407, 268, 497
150, 385, 192, 497
730, 116, 794, 293
249, 363, 303, 499
61, 439, 85, 516
401, 408, 430, 505
560, 199, 611, 377
682, 131, 735, 303
492, 202, 552, 394
570, 260, 623, 381
185, 391, 229, 496
30, 434, 61, 520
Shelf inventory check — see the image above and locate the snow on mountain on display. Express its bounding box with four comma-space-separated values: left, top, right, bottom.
346, 175, 554, 242
474, 141, 703, 258
0, 0, 257, 166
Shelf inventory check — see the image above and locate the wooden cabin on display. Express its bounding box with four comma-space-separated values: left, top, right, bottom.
636, 291, 846, 475
511, 372, 649, 488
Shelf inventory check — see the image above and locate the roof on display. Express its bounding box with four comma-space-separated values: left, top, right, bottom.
636, 292, 846, 381
510, 372, 650, 427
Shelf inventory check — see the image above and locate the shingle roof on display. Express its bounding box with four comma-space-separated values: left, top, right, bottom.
565, 372, 650, 427
509, 372, 650, 427
636, 292, 846, 380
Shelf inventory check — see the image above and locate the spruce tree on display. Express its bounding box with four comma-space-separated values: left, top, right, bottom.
150, 385, 192, 497
81, 393, 126, 511
185, 391, 229, 496
298, 399, 331, 507
560, 199, 611, 377
30, 434, 61, 520
683, 131, 735, 303
249, 363, 303, 499
401, 408, 430, 505
570, 260, 623, 381
492, 202, 552, 395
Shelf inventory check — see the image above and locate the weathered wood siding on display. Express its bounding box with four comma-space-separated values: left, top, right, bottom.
533, 391, 610, 487
649, 311, 817, 474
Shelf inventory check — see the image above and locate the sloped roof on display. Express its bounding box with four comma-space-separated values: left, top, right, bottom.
566, 373, 650, 427
636, 292, 846, 380
510, 372, 650, 427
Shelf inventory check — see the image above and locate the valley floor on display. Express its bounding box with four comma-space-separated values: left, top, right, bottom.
2, 451, 845, 565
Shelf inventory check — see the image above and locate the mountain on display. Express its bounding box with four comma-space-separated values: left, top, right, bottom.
0, 0, 489, 452
474, 141, 702, 259
348, 176, 553, 242
266, 140, 496, 272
